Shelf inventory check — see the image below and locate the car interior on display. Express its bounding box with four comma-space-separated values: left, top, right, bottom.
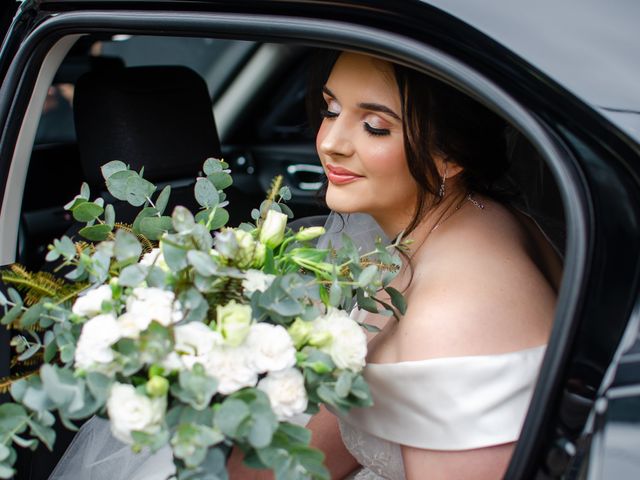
6, 32, 567, 479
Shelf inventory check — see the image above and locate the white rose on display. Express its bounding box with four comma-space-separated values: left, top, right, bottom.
203, 345, 257, 395
258, 368, 308, 421
216, 300, 252, 347
245, 323, 296, 373
75, 314, 121, 371
242, 269, 275, 295
313, 309, 367, 372
72, 285, 113, 317
125, 287, 183, 329
174, 322, 223, 370
117, 312, 145, 339
107, 383, 166, 444
140, 248, 169, 272
259, 210, 288, 249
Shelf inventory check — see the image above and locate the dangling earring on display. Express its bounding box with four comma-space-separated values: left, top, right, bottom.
438, 165, 447, 198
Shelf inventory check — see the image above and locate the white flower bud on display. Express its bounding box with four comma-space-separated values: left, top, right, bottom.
259, 210, 288, 249
216, 300, 252, 347
294, 226, 326, 242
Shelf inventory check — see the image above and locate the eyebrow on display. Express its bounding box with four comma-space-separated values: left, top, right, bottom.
322, 86, 401, 121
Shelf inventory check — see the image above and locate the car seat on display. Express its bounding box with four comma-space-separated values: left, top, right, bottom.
73, 65, 223, 223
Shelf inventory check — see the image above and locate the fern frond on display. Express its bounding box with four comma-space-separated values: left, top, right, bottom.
0, 371, 38, 394
1, 267, 58, 304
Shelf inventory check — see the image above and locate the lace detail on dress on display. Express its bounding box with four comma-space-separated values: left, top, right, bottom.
338, 417, 405, 480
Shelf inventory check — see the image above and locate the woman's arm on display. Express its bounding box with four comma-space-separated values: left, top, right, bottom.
402, 443, 514, 480
227, 405, 360, 480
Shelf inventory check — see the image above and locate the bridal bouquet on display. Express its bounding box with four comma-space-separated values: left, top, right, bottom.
0, 159, 405, 480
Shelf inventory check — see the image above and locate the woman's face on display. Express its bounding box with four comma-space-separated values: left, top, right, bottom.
316, 52, 418, 231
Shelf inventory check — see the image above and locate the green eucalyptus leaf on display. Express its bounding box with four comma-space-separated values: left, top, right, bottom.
155, 185, 171, 215
194, 178, 219, 208
106, 170, 136, 200
101, 160, 128, 180
19, 302, 44, 329
186, 250, 218, 276
63, 195, 87, 211
104, 204, 116, 227
80, 182, 91, 200
139, 216, 173, 241
358, 265, 378, 288
172, 206, 196, 233
335, 371, 353, 398
329, 280, 342, 307
0, 403, 28, 434
72, 202, 104, 223
279, 203, 294, 219
114, 230, 142, 263
278, 186, 292, 201
132, 207, 159, 234
203, 158, 224, 175
1, 304, 22, 326
194, 207, 229, 231
161, 237, 188, 271
207, 171, 233, 190
27, 418, 55, 451
78, 224, 113, 241
118, 264, 147, 287
126, 175, 156, 207
385, 286, 407, 315
214, 398, 250, 438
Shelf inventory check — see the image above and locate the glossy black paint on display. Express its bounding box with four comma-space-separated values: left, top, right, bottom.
0, 1, 639, 479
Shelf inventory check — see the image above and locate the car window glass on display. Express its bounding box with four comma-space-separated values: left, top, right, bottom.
34, 35, 256, 145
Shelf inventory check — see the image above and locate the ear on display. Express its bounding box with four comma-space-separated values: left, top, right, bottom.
437, 159, 463, 179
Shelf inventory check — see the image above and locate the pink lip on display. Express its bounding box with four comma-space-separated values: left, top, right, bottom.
325, 164, 364, 185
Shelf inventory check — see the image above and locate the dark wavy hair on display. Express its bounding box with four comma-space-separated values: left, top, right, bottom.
307, 50, 513, 235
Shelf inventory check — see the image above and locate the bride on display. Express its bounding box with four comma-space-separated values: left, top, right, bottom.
227, 51, 561, 479
50, 50, 561, 480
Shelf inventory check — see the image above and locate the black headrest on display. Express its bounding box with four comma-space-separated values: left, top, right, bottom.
74, 66, 221, 187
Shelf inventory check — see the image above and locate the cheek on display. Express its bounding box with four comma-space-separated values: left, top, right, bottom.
362, 138, 410, 180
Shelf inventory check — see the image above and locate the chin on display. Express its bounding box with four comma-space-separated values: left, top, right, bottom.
325, 191, 368, 214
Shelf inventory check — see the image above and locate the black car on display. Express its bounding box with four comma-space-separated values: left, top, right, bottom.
0, 1, 639, 479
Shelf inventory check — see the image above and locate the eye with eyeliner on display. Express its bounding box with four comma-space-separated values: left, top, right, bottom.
364, 123, 390, 136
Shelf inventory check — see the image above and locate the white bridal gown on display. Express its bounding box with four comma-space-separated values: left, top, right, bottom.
336, 344, 546, 480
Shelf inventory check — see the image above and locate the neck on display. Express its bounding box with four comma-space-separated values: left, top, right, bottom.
374, 190, 468, 254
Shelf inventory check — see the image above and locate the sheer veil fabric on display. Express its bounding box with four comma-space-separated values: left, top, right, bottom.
48, 416, 175, 480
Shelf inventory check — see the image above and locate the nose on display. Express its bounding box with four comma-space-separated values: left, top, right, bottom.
318, 116, 354, 159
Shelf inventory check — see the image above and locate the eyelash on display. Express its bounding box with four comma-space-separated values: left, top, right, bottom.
320, 109, 391, 137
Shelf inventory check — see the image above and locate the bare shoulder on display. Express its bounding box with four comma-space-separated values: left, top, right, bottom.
393, 198, 556, 362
